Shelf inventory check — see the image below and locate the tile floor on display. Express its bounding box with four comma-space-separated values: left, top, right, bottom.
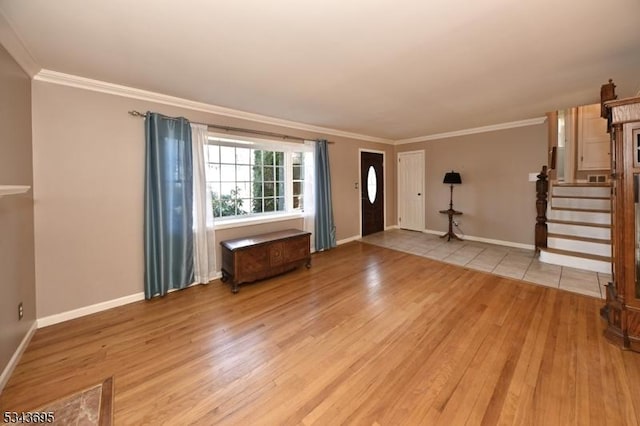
359, 229, 609, 299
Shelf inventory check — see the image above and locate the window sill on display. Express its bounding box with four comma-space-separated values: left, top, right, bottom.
213, 212, 304, 230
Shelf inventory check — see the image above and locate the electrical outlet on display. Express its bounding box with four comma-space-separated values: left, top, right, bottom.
18, 302, 23, 320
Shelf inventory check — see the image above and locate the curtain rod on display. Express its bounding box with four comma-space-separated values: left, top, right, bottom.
128, 110, 334, 144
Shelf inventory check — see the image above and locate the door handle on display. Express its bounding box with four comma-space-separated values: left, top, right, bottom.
418, 193, 421, 196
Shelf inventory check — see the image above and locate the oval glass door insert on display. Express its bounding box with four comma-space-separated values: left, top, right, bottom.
367, 166, 377, 203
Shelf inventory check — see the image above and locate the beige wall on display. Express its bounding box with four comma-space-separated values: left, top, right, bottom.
0, 45, 36, 375
32, 81, 396, 318
396, 124, 547, 245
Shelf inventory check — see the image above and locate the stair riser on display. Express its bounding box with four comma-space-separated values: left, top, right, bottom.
547, 209, 610, 224
552, 186, 610, 197
551, 198, 610, 210
548, 223, 610, 240
539, 250, 611, 274
547, 237, 611, 257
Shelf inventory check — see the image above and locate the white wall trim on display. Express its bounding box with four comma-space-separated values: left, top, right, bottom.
36, 277, 225, 328
37, 292, 146, 328
337, 235, 360, 245
33, 69, 394, 145
0, 10, 40, 76
395, 117, 547, 144
385, 225, 399, 230
423, 229, 534, 250
0, 320, 37, 393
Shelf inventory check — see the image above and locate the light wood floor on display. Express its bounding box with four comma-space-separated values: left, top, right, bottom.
2, 242, 640, 425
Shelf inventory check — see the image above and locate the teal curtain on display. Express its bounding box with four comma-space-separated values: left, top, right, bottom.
314, 139, 336, 250
144, 113, 194, 298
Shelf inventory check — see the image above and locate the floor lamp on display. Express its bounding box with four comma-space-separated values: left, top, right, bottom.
440, 171, 462, 241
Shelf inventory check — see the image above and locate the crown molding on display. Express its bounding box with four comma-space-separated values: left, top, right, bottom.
33, 69, 395, 145
0, 9, 40, 76
395, 116, 547, 145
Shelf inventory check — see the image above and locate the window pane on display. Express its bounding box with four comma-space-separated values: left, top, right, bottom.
261, 150, 270, 164
220, 165, 235, 181
264, 182, 274, 197
275, 152, 284, 166
235, 198, 247, 215
235, 181, 251, 198
212, 198, 222, 218
207, 145, 220, 163
215, 193, 242, 217
253, 150, 262, 165
237, 165, 251, 181
264, 167, 274, 182
220, 146, 235, 163
367, 166, 377, 203
207, 182, 221, 198
276, 166, 285, 181
236, 147, 251, 164
292, 152, 302, 165
240, 199, 251, 214
293, 165, 302, 180
293, 181, 302, 196
221, 205, 236, 217
253, 182, 263, 197
276, 197, 285, 211
264, 198, 275, 212
252, 166, 263, 181
276, 182, 285, 196
293, 196, 301, 209
206, 164, 220, 182
252, 198, 264, 213
220, 182, 236, 196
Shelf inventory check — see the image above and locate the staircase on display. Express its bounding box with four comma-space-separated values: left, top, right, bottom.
539, 182, 612, 274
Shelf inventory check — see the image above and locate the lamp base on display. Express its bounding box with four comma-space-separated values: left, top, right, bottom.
438, 208, 463, 242
440, 229, 462, 242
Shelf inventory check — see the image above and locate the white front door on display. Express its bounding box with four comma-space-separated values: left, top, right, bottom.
397, 151, 424, 231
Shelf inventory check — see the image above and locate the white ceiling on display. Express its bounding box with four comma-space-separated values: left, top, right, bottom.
1, 0, 639, 141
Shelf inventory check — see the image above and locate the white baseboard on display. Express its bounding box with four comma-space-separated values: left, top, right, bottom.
385, 225, 399, 230
337, 235, 360, 245
37, 292, 146, 328
0, 321, 37, 394
36, 275, 225, 328
423, 229, 535, 250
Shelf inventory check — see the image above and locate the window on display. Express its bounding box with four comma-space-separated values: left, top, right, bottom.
205, 136, 309, 220
292, 152, 304, 209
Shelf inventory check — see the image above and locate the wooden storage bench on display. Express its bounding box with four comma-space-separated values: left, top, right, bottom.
220, 229, 311, 293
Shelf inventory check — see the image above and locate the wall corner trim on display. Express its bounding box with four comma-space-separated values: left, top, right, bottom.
395, 117, 548, 144
0, 320, 37, 393
0, 10, 40, 76
32, 69, 395, 145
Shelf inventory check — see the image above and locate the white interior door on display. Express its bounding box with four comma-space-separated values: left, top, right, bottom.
398, 151, 424, 231
578, 103, 610, 170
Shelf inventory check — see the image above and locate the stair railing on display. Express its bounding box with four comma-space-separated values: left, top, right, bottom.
535, 165, 549, 252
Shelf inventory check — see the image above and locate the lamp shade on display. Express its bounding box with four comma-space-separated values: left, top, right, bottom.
443, 171, 462, 184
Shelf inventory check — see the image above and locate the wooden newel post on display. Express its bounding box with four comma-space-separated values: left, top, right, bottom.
535, 165, 548, 252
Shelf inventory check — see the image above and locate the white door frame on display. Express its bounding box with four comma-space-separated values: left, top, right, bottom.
397, 150, 425, 231
358, 148, 386, 238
